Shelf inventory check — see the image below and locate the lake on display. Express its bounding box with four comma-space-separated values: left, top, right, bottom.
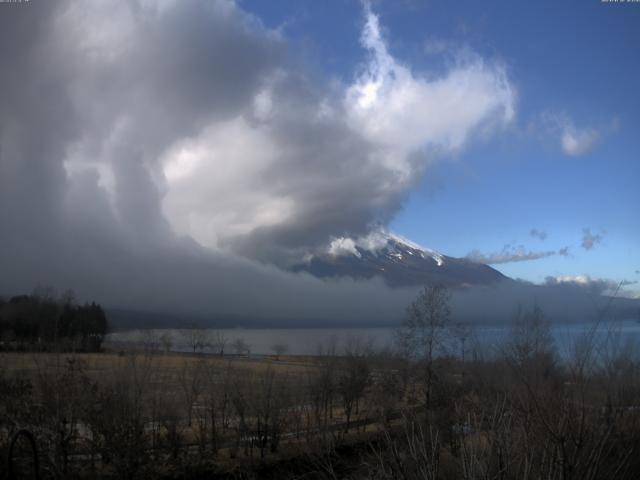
105, 319, 640, 359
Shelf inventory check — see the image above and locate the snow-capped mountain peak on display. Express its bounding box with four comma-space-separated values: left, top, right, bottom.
385, 233, 444, 266
294, 231, 506, 287
327, 231, 444, 266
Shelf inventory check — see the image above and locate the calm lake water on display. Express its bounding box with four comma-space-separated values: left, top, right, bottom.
106, 319, 640, 358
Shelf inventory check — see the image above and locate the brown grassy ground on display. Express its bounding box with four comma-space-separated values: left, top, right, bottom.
0, 350, 314, 378
0, 350, 318, 416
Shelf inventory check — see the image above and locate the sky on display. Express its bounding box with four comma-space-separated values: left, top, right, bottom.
242, 0, 640, 293
0, 0, 638, 324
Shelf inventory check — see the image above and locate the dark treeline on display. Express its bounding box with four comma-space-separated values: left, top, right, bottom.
0, 288, 108, 352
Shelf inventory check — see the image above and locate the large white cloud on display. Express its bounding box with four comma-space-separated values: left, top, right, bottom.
151, 2, 516, 261
345, 4, 514, 174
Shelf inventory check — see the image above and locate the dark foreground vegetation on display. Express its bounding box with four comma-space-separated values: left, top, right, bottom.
2, 287, 640, 479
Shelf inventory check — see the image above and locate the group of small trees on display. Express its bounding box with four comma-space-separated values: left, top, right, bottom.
179, 329, 251, 357
182, 328, 227, 354
369, 285, 640, 480
0, 353, 295, 477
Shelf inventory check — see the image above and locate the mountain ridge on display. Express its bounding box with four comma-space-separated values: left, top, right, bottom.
292, 234, 508, 287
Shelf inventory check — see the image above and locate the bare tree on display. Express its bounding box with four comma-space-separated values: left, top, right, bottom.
397, 285, 451, 410
86, 354, 154, 480
505, 304, 557, 384
338, 335, 373, 431
309, 337, 339, 436
211, 330, 228, 356
159, 332, 173, 354
271, 343, 288, 360
507, 305, 554, 359
140, 330, 161, 353
33, 356, 95, 477
183, 328, 210, 354
232, 338, 250, 357
202, 361, 232, 454
177, 359, 205, 427
250, 367, 288, 457
451, 322, 472, 364
228, 370, 252, 458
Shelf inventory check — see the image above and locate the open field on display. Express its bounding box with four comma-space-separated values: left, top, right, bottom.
0, 350, 315, 380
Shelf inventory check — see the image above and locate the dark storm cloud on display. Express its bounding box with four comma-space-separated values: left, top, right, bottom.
0, 0, 281, 244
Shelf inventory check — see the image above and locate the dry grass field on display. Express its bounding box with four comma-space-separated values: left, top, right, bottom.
0, 350, 313, 378
0, 349, 319, 416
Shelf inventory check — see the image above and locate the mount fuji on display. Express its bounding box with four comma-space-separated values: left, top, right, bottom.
293, 233, 507, 288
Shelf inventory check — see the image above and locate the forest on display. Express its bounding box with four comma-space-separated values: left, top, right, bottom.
0, 290, 108, 353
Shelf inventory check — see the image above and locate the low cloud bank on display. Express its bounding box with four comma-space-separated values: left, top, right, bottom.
451, 278, 637, 325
